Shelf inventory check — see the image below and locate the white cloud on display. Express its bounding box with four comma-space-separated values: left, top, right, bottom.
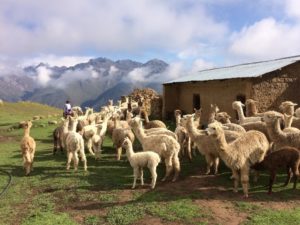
22, 55, 91, 67
0, 0, 228, 57
191, 59, 215, 72
108, 65, 119, 76
285, 0, 300, 19
36, 66, 52, 86
228, 18, 300, 62
127, 67, 150, 82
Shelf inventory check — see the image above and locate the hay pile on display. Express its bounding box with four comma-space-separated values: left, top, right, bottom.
128, 88, 162, 119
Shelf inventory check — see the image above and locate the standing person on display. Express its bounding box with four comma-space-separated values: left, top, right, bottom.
64, 100, 72, 118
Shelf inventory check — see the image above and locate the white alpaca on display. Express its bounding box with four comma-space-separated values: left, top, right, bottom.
129, 117, 180, 182
232, 101, 262, 125
122, 137, 161, 189
65, 118, 87, 171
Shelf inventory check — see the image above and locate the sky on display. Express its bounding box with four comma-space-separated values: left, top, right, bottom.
1, 0, 300, 72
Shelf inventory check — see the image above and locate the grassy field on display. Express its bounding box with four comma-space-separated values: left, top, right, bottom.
1, 101, 300, 225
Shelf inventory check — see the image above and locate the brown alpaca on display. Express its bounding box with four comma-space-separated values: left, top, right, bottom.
20, 121, 36, 175
251, 147, 300, 194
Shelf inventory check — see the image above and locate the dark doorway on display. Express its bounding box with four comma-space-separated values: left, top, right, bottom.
193, 94, 201, 110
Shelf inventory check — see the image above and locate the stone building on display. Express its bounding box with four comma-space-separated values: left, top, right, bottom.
163, 56, 300, 124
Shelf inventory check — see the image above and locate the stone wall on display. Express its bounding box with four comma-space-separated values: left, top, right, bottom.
251, 62, 300, 112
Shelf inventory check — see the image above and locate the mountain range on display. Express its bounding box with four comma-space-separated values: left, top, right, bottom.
0, 57, 170, 109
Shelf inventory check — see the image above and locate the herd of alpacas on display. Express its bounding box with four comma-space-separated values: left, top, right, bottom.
20, 97, 300, 197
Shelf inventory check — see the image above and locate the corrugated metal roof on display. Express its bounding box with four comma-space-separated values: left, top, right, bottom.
164, 55, 300, 84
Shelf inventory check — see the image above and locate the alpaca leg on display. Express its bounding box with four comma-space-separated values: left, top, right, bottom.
116, 147, 122, 161
213, 157, 219, 175
25, 161, 31, 175
140, 168, 144, 186
172, 154, 181, 182
66, 152, 73, 170
162, 157, 173, 181
252, 169, 259, 183
268, 171, 276, 194
241, 167, 250, 198
232, 170, 239, 193
73, 152, 79, 171
204, 154, 213, 175
187, 138, 192, 162
292, 165, 299, 189
80, 150, 87, 171
87, 139, 95, 156
30, 152, 35, 172
149, 165, 158, 189
132, 168, 138, 189
283, 167, 292, 187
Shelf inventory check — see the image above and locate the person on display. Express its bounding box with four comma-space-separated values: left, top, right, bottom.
63, 100, 72, 118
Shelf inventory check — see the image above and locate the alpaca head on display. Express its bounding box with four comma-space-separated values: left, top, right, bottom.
246, 99, 258, 105
129, 116, 142, 129
180, 114, 193, 128
108, 99, 113, 106
194, 108, 202, 118
279, 101, 297, 115
122, 137, 132, 150
174, 109, 182, 118
23, 120, 33, 129
215, 112, 231, 124
232, 101, 244, 110
210, 104, 220, 113
263, 111, 283, 124
69, 116, 79, 128
206, 121, 224, 138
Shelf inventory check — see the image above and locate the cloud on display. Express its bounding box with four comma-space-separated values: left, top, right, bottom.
191, 59, 215, 72
22, 55, 91, 67
0, 0, 228, 58
285, 0, 300, 19
36, 66, 52, 86
228, 17, 300, 62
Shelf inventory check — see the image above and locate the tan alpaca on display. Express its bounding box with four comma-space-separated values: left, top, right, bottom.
174, 109, 192, 161
181, 115, 241, 175
264, 111, 300, 151
129, 117, 180, 182
207, 122, 269, 197
20, 121, 36, 175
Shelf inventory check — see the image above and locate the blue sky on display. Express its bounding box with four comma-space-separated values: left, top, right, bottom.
1, 0, 300, 72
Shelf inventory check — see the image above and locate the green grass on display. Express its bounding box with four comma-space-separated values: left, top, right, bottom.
244, 208, 300, 225
1, 101, 300, 225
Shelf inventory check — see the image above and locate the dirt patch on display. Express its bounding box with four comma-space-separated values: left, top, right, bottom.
0, 135, 15, 142
133, 216, 182, 225
199, 199, 247, 225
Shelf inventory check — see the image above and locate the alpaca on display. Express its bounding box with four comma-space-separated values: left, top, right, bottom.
264, 111, 300, 151
174, 109, 192, 161
208, 104, 220, 124
129, 117, 180, 182
112, 113, 135, 160
245, 99, 264, 117
232, 101, 262, 124
181, 115, 241, 175
215, 112, 246, 133
241, 121, 271, 141
279, 101, 297, 116
295, 108, 300, 118
207, 122, 269, 197
140, 108, 166, 129
283, 113, 300, 133
122, 137, 161, 189
251, 147, 300, 194
65, 118, 87, 171
20, 121, 36, 175
72, 106, 83, 116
